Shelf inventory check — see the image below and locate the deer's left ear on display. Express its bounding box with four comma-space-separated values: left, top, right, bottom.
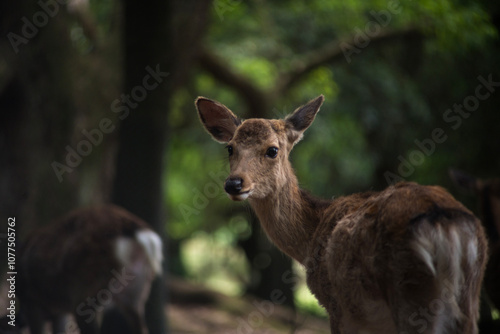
196, 97, 242, 143
285, 95, 324, 144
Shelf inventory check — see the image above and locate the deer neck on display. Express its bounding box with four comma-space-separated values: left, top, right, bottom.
248, 171, 327, 263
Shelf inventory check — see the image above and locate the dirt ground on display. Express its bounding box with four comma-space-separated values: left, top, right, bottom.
167, 278, 330, 334
0, 277, 329, 334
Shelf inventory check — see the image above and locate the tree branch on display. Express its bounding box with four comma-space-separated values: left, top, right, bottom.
197, 48, 270, 117
198, 27, 422, 116
276, 27, 422, 94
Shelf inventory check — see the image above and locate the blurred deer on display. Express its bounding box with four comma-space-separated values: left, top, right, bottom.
450, 170, 500, 311
18, 205, 163, 334
196, 95, 488, 334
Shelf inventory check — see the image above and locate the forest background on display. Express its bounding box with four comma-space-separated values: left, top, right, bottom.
1, 0, 499, 332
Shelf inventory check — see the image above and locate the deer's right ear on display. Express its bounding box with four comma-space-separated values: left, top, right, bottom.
196, 97, 242, 143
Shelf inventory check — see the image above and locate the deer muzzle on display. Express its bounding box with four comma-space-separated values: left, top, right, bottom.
224, 177, 250, 201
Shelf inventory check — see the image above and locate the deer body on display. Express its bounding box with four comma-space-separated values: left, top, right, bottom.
196, 95, 488, 333
18, 205, 163, 334
308, 183, 486, 333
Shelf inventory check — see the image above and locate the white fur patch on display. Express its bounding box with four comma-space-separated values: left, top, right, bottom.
115, 237, 134, 267
411, 223, 441, 276
136, 229, 163, 275
412, 233, 437, 276
447, 228, 463, 287
115, 230, 163, 276
412, 221, 470, 294
228, 192, 250, 201
466, 239, 478, 267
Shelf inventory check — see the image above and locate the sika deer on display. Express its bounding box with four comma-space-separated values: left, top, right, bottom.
450, 170, 500, 311
196, 95, 488, 334
18, 205, 163, 334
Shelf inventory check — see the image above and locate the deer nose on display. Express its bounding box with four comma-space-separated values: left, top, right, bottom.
224, 177, 243, 195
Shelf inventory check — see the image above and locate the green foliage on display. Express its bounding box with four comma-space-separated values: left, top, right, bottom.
167, 0, 499, 314
165, 135, 230, 239
405, 0, 497, 53
232, 56, 278, 90
292, 101, 374, 196
89, 0, 115, 32
182, 231, 251, 296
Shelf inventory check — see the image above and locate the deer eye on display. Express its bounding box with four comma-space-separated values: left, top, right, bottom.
265, 147, 278, 158
226, 145, 233, 157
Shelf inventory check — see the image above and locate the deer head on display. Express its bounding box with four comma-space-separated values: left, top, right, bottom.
196, 95, 324, 201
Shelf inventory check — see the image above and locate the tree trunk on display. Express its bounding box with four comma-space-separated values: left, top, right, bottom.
0, 0, 79, 240
112, 1, 211, 332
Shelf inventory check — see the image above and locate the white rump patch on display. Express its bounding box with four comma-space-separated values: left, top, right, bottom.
115, 237, 135, 267
115, 230, 163, 276
411, 220, 471, 293
466, 239, 478, 266
447, 228, 463, 288
412, 236, 437, 276
411, 223, 442, 276
136, 229, 163, 275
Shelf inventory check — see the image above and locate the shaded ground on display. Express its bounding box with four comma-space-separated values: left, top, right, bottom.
167, 278, 330, 334
0, 276, 329, 333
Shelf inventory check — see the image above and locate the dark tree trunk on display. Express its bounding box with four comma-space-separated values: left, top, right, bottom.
112, 1, 211, 332
111, 2, 172, 332
0, 0, 79, 239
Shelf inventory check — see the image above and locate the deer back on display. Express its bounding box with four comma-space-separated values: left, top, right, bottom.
18, 205, 162, 333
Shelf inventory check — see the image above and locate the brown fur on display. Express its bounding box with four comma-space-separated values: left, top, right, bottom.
450, 170, 500, 311
19, 205, 161, 334
197, 96, 488, 333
